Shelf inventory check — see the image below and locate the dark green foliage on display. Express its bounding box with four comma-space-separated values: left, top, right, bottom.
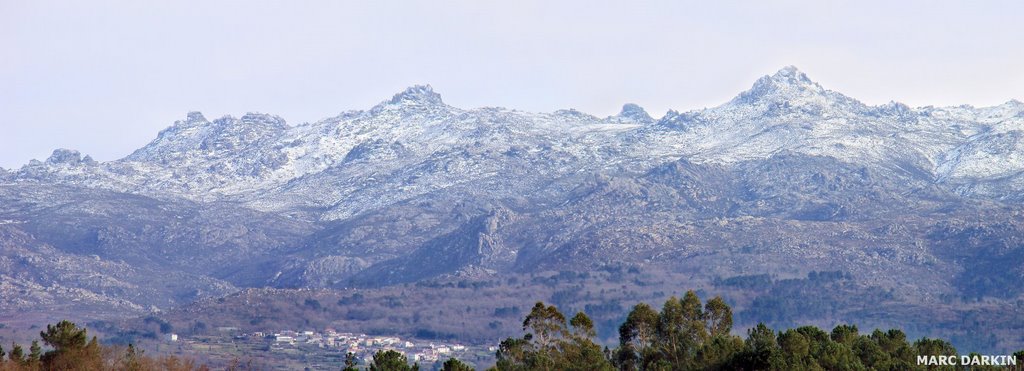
28, 340, 42, 364
737, 271, 894, 327
40, 320, 88, 351
495, 302, 614, 371
697, 334, 744, 370
734, 323, 782, 370
9, 343, 25, 365
615, 291, 744, 370
2, 320, 202, 370
369, 349, 419, 371
830, 324, 858, 345
494, 306, 521, 317
616, 303, 659, 370
704, 296, 733, 338
338, 293, 365, 306
159, 321, 174, 334
496, 290, 993, 371
816, 341, 864, 371
495, 337, 532, 370
913, 338, 958, 371
441, 357, 474, 371
716, 274, 773, 290
303, 298, 322, 310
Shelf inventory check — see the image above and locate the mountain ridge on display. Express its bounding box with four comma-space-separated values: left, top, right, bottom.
2, 67, 1023, 352
10, 67, 1024, 210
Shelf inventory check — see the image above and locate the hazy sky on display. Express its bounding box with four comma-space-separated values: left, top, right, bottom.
2, 1, 1022, 168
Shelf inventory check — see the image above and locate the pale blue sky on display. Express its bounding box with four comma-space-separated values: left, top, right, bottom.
2, 1, 1022, 168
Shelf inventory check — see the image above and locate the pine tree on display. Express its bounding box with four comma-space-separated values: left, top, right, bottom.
830, 324, 859, 345
40, 320, 87, 352
440, 357, 474, 371
369, 349, 418, 371
28, 340, 42, 365
736, 323, 782, 370
9, 343, 25, 365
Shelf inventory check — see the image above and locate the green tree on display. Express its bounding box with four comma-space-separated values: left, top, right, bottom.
495, 336, 534, 371
696, 334, 744, 370
343, 351, 359, 371
28, 340, 41, 364
441, 357, 474, 371
830, 324, 859, 346
562, 312, 614, 371
9, 343, 25, 365
617, 302, 660, 370
40, 320, 88, 350
39, 321, 103, 371
913, 337, 957, 371
369, 349, 418, 371
704, 296, 733, 338
871, 329, 915, 369
777, 329, 815, 370
816, 341, 864, 371
496, 303, 612, 371
569, 312, 596, 339
521, 302, 568, 370
732, 323, 783, 370
523, 302, 568, 351
794, 325, 830, 358
851, 336, 889, 369
657, 295, 687, 366
680, 291, 708, 346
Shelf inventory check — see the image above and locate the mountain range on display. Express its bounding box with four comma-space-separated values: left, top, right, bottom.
1, 67, 1022, 349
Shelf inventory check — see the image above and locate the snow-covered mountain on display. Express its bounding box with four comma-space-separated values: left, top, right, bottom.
10, 67, 1024, 217
3, 68, 1024, 347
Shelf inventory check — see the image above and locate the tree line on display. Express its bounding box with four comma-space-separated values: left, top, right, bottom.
354, 290, 1024, 370
0, 320, 199, 371
5, 291, 1024, 370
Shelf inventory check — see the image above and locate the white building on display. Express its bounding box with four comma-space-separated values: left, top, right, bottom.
275, 335, 295, 343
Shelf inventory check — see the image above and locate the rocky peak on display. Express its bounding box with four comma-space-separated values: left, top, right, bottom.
239, 113, 289, 130
999, 99, 1024, 117
616, 103, 654, 124
388, 85, 444, 106
874, 101, 915, 118
185, 111, 208, 125
769, 66, 815, 86
44, 149, 98, 167
733, 66, 826, 104
554, 108, 600, 123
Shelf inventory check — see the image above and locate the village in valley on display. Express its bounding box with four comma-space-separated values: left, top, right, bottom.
155, 328, 497, 369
